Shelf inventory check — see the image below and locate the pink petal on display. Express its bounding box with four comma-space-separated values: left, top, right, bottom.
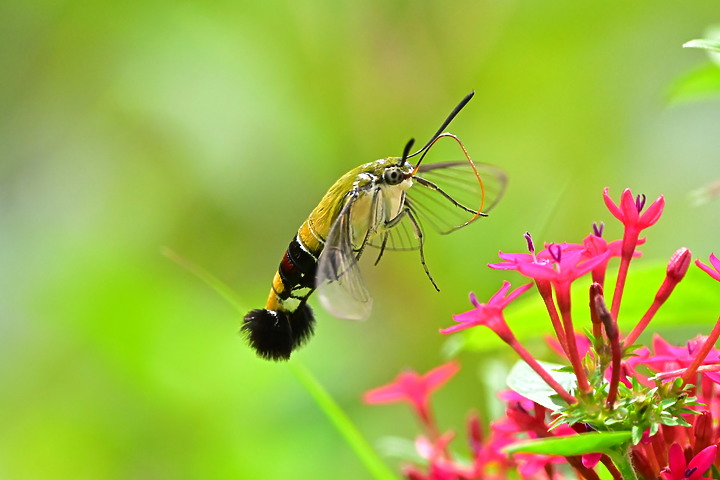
619, 188, 640, 223
603, 187, 624, 220
488, 262, 517, 271
582, 234, 608, 256
571, 251, 612, 278
502, 282, 534, 305
667, 443, 687, 474
653, 334, 678, 355
705, 371, 720, 385
487, 281, 512, 306
639, 195, 665, 228
439, 324, 469, 335
423, 361, 460, 391
363, 383, 407, 404
696, 259, 720, 282
451, 309, 481, 325
582, 452, 603, 468
516, 262, 557, 280
688, 445, 717, 474
710, 253, 720, 270
489, 251, 535, 270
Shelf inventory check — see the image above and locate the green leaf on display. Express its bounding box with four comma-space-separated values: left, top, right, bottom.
505, 431, 632, 457
506, 360, 577, 410
683, 39, 720, 53
375, 436, 423, 463
668, 63, 720, 103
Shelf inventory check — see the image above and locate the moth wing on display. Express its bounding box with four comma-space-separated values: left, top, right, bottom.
316, 193, 373, 321
365, 189, 421, 252
410, 161, 507, 234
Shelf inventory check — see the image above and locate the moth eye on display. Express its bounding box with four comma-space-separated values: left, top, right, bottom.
383, 168, 404, 185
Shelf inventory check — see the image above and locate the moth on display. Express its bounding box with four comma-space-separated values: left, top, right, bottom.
243, 92, 506, 360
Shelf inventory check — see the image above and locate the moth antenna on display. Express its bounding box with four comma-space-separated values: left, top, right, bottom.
407, 91, 474, 160
396, 138, 415, 166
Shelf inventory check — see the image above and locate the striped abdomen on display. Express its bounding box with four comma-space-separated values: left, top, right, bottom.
241, 218, 326, 361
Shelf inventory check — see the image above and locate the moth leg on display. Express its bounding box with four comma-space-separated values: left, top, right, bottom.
399, 207, 440, 292
374, 203, 408, 265
373, 232, 389, 266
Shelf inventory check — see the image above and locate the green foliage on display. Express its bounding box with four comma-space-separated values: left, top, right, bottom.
683, 39, 720, 53
668, 63, 720, 103
505, 431, 631, 457
555, 376, 699, 445
670, 27, 720, 102
506, 360, 576, 410
290, 364, 400, 480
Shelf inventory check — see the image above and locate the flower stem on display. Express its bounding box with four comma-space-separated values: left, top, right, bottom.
593, 295, 621, 408
624, 248, 691, 347
505, 335, 576, 404
681, 318, 720, 386
610, 235, 635, 320
623, 299, 662, 348
536, 280, 568, 352
556, 285, 591, 393
600, 455, 624, 480
290, 362, 399, 480
607, 448, 638, 480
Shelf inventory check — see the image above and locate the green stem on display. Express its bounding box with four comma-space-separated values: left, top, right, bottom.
289, 362, 400, 480
607, 448, 638, 480
164, 248, 398, 479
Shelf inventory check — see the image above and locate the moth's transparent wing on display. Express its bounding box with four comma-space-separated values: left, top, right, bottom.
365, 191, 421, 252
410, 162, 507, 234
316, 194, 373, 321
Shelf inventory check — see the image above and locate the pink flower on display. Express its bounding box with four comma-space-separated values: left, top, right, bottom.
443, 282, 576, 404
696, 253, 720, 282
489, 395, 576, 478
513, 246, 610, 287
581, 233, 645, 261
640, 335, 720, 373
363, 361, 460, 425
410, 433, 475, 480
603, 187, 665, 319
440, 281, 532, 339
660, 443, 718, 480
546, 332, 592, 359
603, 187, 665, 233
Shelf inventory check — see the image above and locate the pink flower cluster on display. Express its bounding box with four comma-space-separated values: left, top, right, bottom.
364, 188, 720, 480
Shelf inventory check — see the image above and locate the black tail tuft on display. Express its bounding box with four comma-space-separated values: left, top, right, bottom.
289, 302, 315, 349
241, 309, 293, 361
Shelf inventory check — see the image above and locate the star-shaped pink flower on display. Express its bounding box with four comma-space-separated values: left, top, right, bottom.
603, 187, 665, 234
439, 281, 532, 339
696, 253, 720, 282
660, 443, 718, 480
363, 361, 459, 425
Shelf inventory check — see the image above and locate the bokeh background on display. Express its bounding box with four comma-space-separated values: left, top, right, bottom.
3, 1, 720, 478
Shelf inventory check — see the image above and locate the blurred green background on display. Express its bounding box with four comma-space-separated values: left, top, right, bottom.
3, 1, 720, 478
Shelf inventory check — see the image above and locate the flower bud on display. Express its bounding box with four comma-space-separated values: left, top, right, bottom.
667, 247, 692, 282
467, 412, 484, 455
694, 411, 713, 452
